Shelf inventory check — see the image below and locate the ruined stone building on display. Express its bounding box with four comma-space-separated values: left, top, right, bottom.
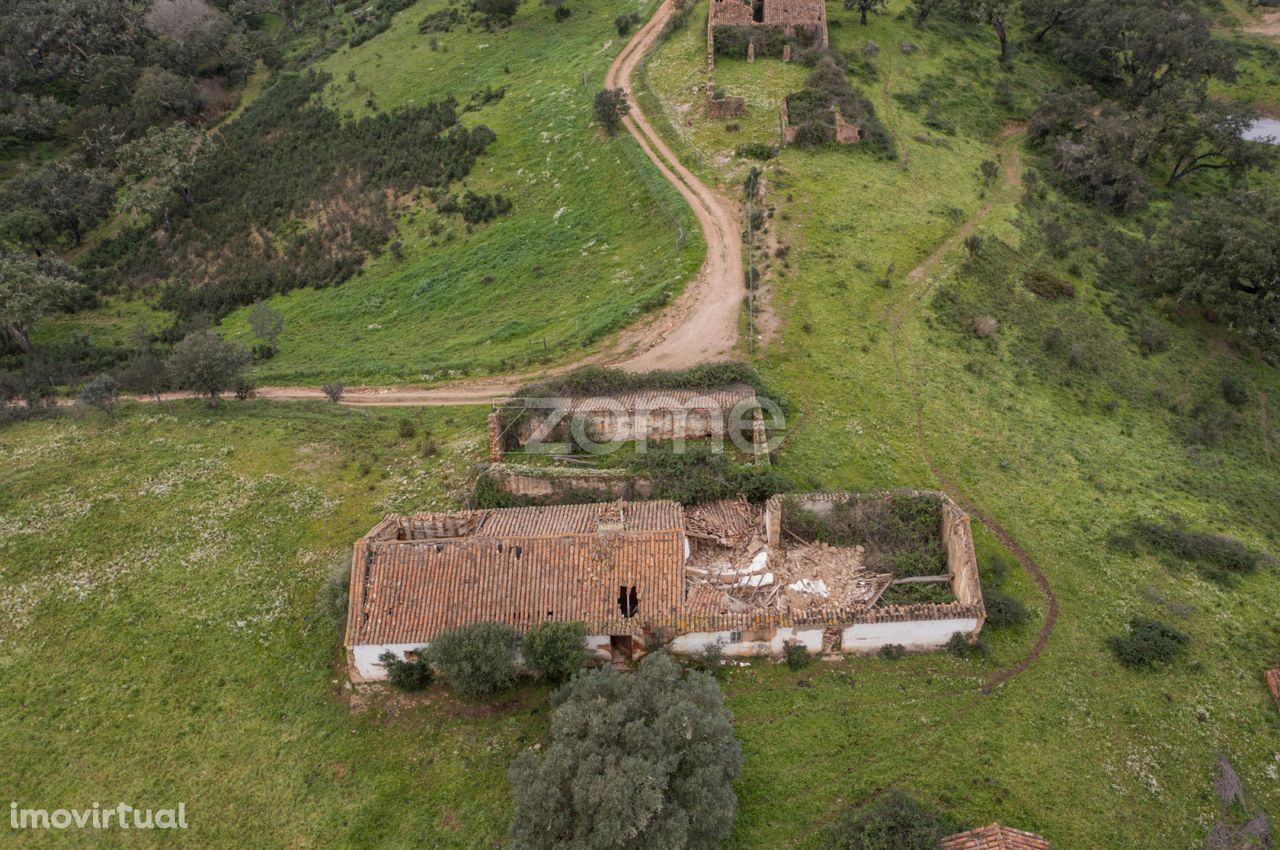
344, 491, 986, 682
704, 0, 829, 118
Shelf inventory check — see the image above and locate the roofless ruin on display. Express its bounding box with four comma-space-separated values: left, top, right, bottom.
345, 490, 985, 681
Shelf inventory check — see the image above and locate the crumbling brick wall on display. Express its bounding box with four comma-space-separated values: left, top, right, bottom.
482, 464, 654, 501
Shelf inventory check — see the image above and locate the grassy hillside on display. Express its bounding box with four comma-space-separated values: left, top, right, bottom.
642, 1, 1280, 846
35, 0, 704, 385
3, 1, 1279, 849
218, 0, 704, 383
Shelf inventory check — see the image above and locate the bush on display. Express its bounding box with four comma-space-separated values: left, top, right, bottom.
427, 621, 522, 698
1024, 269, 1075, 300
784, 640, 812, 670
397, 418, 417, 439
1220, 375, 1249, 408
380, 651, 434, 692
322, 382, 345, 403
166, 331, 252, 406
737, 142, 779, 160
233, 374, 257, 401
509, 653, 742, 849
946, 631, 989, 660
1107, 617, 1188, 669
820, 788, 962, 850
698, 638, 726, 673
972, 315, 999, 338
522, 621, 588, 683
878, 643, 905, 660
594, 88, 629, 134
78, 374, 120, 417
982, 588, 1029, 628
1110, 517, 1276, 585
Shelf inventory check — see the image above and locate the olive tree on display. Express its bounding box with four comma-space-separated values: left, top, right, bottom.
509, 652, 743, 850
166, 330, 252, 405
0, 253, 85, 354
594, 88, 630, 135
522, 621, 588, 683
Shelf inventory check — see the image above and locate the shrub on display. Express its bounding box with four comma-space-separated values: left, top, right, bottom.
1024, 269, 1075, 300
963, 234, 984, 257
1220, 375, 1249, 408
1107, 617, 1188, 669
784, 640, 812, 670
627, 444, 793, 505
614, 12, 639, 35
233, 374, 257, 401
982, 588, 1029, 628
522, 621, 588, 683
427, 621, 522, 698
820, 788, 962, 850
878, 643, 905, 660
1137, 323, 1171, 356
698, 638, 726, 673
78, 374, 120, 417
166, 330, 252, 406
594, 88, 629, 134
737, 142, 779, 160
397, 418, 417, 439
979, 159, 999, 182
459, 191, 511, 224
380, 651, 434, 692
322, 382, 345, 403
508, 653, 742, 849
972, 315, 999, 338
946, 632, 989, 660
1110, 517, 1275, 584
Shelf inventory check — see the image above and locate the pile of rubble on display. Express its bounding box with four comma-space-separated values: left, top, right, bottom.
683, 500, 895, 615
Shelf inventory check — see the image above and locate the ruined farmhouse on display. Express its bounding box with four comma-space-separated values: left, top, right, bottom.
705, 0, 830, 118
344, 490, 985, 681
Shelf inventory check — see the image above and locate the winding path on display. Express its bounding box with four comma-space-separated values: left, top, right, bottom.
884, 128, 1059, 691
214, 0, 743, 408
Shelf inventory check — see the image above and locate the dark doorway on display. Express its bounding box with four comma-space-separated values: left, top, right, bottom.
610, 635, 634, 665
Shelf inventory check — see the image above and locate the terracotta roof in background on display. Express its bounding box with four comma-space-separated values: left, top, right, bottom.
940, 823, 1052, 850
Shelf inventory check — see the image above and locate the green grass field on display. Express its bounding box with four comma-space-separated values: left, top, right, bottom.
3, 1, 1280, 848
36, 0, 703, 385
220, 0, 704, 384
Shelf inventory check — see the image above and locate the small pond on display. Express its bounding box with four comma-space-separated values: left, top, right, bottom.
1243, 118, 1280, 144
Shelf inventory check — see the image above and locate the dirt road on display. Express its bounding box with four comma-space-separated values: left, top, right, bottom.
129, 0, 743, 409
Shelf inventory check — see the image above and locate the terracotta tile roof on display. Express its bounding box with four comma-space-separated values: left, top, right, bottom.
345, 501, 687, 646
762, 0, 826, 26
1266, 668, 1280, 709
377, 501, 685, 541
940, 823, 1052, 850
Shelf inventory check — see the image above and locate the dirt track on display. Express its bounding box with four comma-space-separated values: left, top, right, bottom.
140, 0, 742, 409
884, 128, 1059, 692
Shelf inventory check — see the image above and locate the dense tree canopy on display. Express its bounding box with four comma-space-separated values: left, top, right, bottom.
1147, 191, 1280, 360
0, 254, 85, 354
509, 653, 742, 850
